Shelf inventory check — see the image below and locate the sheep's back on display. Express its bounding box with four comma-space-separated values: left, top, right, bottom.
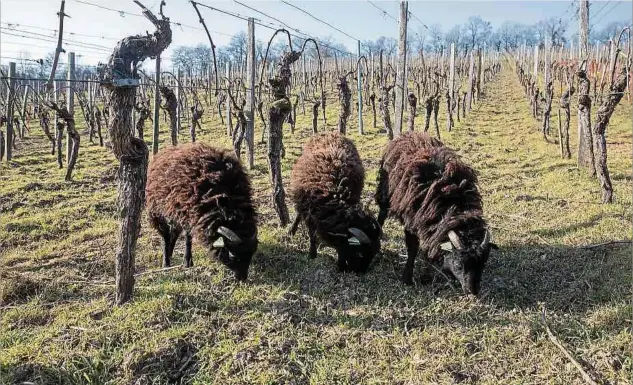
381, 132, 481, 227
290, 132, 364, 207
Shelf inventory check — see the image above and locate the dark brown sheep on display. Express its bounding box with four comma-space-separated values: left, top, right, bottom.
146, 142, 258, 281
375, 132, 496, 295
289, 132, 381, 273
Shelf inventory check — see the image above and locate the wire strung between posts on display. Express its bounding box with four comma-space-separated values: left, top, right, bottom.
2, 21, 120, 41
0, 31, 112, 53
365, 0, 423, 40
366, 0, 398, 22
279, 0, 360, 42
194, 0, 355, 57
0, 27, 112, 50
71, 0, 229, 36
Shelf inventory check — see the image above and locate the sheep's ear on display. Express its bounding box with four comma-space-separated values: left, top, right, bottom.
439, 242, 453, 251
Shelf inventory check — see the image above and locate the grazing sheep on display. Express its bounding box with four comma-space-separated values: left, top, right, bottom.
290, 132, 381, 273
375, 132, 496, 294
146, 142, 258, 281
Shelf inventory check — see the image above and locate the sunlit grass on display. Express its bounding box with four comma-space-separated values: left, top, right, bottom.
0, 68, 631, 384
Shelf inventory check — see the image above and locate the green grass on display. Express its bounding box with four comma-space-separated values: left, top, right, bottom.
0, 68, 631, 384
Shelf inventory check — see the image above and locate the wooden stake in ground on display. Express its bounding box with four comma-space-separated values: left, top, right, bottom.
46, 0, 69, 91
577, 0, 595, 172
245, 17, 256, 169
577, 66, 594, 174
99, 0, 172, 305
4, 63, 16, 162
392, 1, 408, 138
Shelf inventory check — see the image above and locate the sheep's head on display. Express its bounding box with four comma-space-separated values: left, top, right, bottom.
324, 210, 381, 273
209, 226, 258, 281
439, 229, 497, 296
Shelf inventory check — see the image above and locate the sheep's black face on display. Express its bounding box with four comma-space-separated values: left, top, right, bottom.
215, 239, 257, 281
210, 228, 258, 281
441, 245, 495, 295
329, 215, 381, 273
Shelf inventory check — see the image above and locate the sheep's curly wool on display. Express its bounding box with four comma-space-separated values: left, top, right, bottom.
146, 142, 257, 245
290, 132, 366, 235
376, 132, 487, 260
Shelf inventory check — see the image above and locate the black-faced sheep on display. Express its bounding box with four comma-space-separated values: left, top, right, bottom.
290, 132, 381, 273
146, 142, 258, 281
375, 132, 496, 295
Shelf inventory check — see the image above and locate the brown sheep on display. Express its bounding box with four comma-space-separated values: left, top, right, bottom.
290, 132, 381, 273
146, 142, 258, 281
375, 132, 496, 295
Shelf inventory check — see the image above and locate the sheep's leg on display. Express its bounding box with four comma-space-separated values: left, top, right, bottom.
336, 250, 349, 272
402, 230, 418, 285
375, 168, 390, 227
377, 200, 389, 227
307, 221, 317, 259
161, 227, 180, 268
184, 232, 193, 268
288, 214, 301, 236
162, 231, 173, 267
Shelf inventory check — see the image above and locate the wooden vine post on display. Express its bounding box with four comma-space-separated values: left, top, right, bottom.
357, 40, 364, 135
99, 0, 172, 305
152, 56, 161, 154
577, 0, 595, 172
541, 42, 553, 141
393, 0, 408, 138
66, 52, 75, 163
447, 43, 455, 131
245, 18, 255, 169
467, 51, 475, 113
4, 63, 15, 162
46, 0, 68, 92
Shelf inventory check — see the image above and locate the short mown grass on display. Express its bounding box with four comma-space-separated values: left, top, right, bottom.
0, 67, 631, 384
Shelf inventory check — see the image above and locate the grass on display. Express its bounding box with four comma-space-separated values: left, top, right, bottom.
0, 67, 631, 384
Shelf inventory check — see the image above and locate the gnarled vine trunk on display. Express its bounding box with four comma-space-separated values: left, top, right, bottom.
379, 85, 394, 139
267, 50, 301, 227
99, 1, 172, 305
577, 69, 595, 174
337, 76, 352, 134
559, 86, 574, 159
592, 67, 628, 203
159, 86, 178, 146
407, 92, 417, 132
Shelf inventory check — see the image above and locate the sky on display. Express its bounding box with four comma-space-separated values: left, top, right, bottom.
0, 0, 631, 69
